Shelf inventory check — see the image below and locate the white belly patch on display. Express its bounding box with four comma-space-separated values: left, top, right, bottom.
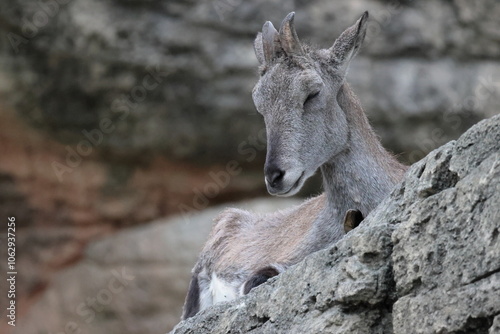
210, 273, 238, 304
198, 272, 240, 313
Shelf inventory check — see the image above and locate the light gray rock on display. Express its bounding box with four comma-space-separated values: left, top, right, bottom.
490, 315, 500, 334
391, 116, 500, 333
394, 273, 500, 334
171, 115, 500, 333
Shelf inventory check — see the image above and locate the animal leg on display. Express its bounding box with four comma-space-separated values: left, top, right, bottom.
181, 273, 200, 320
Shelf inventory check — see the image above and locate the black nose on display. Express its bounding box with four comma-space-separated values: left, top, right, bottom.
265, 166, 285, 187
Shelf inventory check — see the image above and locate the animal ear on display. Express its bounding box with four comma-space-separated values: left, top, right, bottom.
343, 209, 364, 233
279, 12, 304, 57
254, 32, 265, 65
329, 11, 369, 74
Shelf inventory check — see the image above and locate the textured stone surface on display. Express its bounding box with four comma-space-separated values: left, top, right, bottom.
171, 115, 500, 333
391, 116, 500, 333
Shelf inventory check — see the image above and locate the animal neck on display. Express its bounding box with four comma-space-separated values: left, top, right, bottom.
320, 83, 407, 219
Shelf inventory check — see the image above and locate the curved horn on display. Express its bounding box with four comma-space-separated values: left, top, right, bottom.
262, 21, 279, 64
279, 12, 304, 56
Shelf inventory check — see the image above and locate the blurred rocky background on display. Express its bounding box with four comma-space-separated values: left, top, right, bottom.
0, 0, 498, 333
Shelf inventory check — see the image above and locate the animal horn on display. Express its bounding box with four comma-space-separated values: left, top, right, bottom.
279, 12, 304, 56
262, 21, 279, 64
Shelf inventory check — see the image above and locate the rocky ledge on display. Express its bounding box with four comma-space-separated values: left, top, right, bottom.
171, 114, 500, 333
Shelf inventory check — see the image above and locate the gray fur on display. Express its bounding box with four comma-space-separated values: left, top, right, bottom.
181, 11, 407, 320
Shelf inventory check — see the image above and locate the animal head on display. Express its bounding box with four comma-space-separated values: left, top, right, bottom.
252, 12, 369, 196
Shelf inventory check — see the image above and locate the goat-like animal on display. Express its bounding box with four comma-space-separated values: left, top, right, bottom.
182, 11, 407, 319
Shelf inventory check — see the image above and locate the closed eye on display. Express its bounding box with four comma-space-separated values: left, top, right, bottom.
304, 91, 320, 105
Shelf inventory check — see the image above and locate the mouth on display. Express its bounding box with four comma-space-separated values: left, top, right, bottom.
273, 171, 304, 197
